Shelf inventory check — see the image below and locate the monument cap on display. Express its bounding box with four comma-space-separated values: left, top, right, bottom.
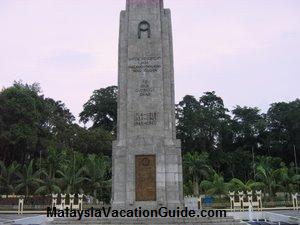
126, 0, 164, 10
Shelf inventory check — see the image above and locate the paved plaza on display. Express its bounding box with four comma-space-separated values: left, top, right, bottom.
0, 210, 298, 225
0, 214, 51, 225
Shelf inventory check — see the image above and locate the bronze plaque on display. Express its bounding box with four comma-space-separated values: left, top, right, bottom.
135, 155, 156, 201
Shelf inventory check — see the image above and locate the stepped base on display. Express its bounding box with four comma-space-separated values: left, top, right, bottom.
49, 217, 247, 225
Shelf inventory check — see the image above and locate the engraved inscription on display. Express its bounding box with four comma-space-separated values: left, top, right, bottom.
129, 56, 161, 73
135, 80, 153, 96
136, 155, 156, 201
134, 112, 158, 126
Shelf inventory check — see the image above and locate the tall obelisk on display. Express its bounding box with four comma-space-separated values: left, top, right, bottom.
112, 0, 183, 209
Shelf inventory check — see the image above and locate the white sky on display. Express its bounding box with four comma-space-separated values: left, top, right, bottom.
0, 0, 299, 122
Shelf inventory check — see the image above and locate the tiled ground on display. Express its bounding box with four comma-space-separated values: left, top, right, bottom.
266, 210, 299, 218
0, 210, 298, 225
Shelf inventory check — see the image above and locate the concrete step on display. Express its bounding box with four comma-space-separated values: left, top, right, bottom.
49, 217, 247, 225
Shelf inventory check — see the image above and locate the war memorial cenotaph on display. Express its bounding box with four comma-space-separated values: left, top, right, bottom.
49, 0, 246, 224
111, 0, 183, 209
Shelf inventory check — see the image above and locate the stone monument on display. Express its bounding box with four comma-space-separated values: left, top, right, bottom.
112, 0, 183, 209
49, 1, 246, 224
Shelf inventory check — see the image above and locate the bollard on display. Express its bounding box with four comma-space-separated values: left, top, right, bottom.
18, 196, 24, 214
292, 193, 298, 210
52, 193, 58, 209
228, 191, 235, 212
61, 194, 66, 210
238, 191, 244, 211
69, 194, 75, 210
78, 194, 84, 211
255, 190, 262, 211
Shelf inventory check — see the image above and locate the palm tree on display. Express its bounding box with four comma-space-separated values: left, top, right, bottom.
0, 160, 20, 194
57, 162, 87, 194
289, 174, 300, 192
35, 170, 61, 195
255, 164, 281, 197
229, 178, 264, 192
15, 160, 41, 196
45, 148, 65, 179
200, 173, 229, 200
253, 156, 288, 198
276, 166, 300, 197
84, 154, 111, 202
183, 151, 212, 196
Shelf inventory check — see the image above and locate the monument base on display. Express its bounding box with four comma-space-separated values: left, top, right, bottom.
112, 138, 183, 210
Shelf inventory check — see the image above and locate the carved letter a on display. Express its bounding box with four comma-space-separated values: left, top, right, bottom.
138, 21, 151, 39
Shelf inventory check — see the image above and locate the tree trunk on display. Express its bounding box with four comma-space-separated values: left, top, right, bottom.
193, 177, 199, 196
93, 189, 97, 203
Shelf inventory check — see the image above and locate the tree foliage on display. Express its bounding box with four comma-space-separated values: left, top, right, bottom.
0, 82, 299, 200
80, 86, 118, 133
0, 82, 113, 164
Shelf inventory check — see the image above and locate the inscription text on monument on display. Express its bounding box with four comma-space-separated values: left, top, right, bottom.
134, 112, 158, 126
128, 56, 161, 73
135, 80, 154, 96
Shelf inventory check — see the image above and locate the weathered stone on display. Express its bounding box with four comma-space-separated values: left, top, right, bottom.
112, 0, 183, 209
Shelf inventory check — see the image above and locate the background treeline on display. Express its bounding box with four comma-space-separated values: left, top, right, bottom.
0, 82, 299, 201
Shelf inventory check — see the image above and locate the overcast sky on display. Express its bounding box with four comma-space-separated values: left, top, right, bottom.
1, 0, 299, 122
